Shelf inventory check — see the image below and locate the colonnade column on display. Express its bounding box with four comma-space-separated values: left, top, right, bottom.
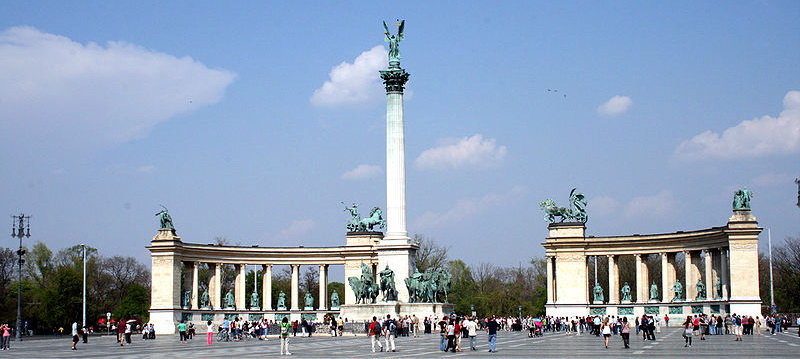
704, 250, 713, 299
235, 264, 246, 309
635, 254, 649, 302
719, 248, 729, 299
685, 251, 696, 300
191, 261, 199, 309
318, 264, 328, 310
661, 253, 672, 302
290, 264, 300, 310
546, 256, 555, 304
608, 255, 619, 303
262, 265, 272, 310
210, 263, 222, 309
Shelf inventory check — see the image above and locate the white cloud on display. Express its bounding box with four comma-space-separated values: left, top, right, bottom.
597, 95, 633, 117
0, 26, 236, 156
587, 196, 621, 217
623, 190, 677, 219
415, 187, 528, 229
341, 164, 382, 180
675, 91, 800, 160
273, 219, 316, 241
415, 134, 507, 170
310, 45, 388, 107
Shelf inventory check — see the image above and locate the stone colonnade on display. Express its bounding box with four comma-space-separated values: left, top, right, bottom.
544, 209, 762, 319
149, 231, 417, 334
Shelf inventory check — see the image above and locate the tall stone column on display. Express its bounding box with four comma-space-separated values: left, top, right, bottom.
719, 248, 729, 299
318, 264, 328, 310
608, 255, 619, 303
191, 261, 199, 309
210, 263, 222, 309
546, 256, 555, 304
380, 66, 411, 242
262, 265, 272, 310
635, 254, 649, 302
703, 250, 713, 299
290, 264, 300, 311
235, 264, 246, 310
685, 251, 696, 301
661, 252, 674, 302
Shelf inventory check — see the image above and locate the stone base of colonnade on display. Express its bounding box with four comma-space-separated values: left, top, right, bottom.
548, 300, 752, 320
150, 308, 344, 335
339, 302, 453, 323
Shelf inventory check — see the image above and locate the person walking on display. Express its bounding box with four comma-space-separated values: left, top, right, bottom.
206, 320, 214, 345
71, 322, 79, 350
486, 316, 499, 353
465, 316, 478, 351
682, 316, 693, 347
384, 315, 397, 352
600, 317, 612, 349
279, 317, 292, 355
369, 316, 384, 352
733, 314, 743, 341
620, 317, 631, 349
117, 319, 126, 346
177, 320, 188, 343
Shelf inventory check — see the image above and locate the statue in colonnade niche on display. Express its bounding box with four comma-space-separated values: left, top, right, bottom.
620, 282, 632, 302
649, 282, 659, 301
330, 291, 340, 308
672, 280, 683, 301
181, 290, 191, 308
695, 280, 706, 300
200, 290, 210, 309
277, 291, 287, 308
304, 292, 314, 308
592, 283, 604, 302
250, 291, 260, 308
715, 279, 723, 299
223, 290, 235, 308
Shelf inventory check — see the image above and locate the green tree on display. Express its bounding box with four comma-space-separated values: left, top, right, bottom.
115, 284, 149, 319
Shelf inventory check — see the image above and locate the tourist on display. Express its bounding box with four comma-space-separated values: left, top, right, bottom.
716, 315, 724, 335
412, 314, 420, 337
755, 316, 761, 335
464, 316, 478, 351
646, 315, 656, 340
279, 317, 291, 356
682, 316, 693, 347
330, 316, 338, 337
620, 317, 631, 349
699, 314, 707, 340
117, 318, 126, 346
664, 314, 669, 327
0, 324, 10, 350
177, 320, 187, 343
486, 315, 499, 353
369, 316, 384, 352
206, 320, 214, 345
600, 317, 611, 349
221, 317, 230, 341
124, 319, 132, 344
709, 315, 717, 335
438, 317, 448, 351
733, 314, 743, 341
383, 314, 397, 352
71, 321, 79, 350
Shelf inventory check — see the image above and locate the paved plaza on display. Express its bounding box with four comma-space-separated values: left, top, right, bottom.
2, 327, 799, 358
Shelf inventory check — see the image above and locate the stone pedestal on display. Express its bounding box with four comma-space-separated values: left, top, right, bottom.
339, 302, 453, 322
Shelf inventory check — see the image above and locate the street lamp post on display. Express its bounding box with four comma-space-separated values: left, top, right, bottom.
81, 244, 87, 329
11, 214, 30, 341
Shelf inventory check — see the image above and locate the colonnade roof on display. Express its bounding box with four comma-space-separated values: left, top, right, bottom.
147, 240, 379, 265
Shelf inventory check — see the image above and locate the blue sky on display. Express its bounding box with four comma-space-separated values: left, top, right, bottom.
1, 1, 798, 271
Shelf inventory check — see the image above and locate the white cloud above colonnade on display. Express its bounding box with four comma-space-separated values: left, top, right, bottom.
0, 26, 236, 156
310, 45, 388, 108
414, 134, 507, 170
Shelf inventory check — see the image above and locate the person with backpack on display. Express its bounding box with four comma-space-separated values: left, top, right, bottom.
279, 317, 292, 355
384, 314, 397, 352
620, 317, 631, 349
369, 316, 384, 352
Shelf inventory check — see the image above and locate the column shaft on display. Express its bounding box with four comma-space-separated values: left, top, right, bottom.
191, 262, 199, 309
608, 255, 619, 303
685, 251, 695, 300
661, 253, 671, 302
704, 250, 713, 299
635, 254, 649, 302
290, 265, 300, 310
719, 248, 729, 299
263, 265, 272, 310
546, 256, 555, 304
318, 264, 328, 310
385, 91, 407, 239
236, 264, 246, 309
211, 264, 222, 309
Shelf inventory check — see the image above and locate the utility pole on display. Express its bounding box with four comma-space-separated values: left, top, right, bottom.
10, 214, 30, 341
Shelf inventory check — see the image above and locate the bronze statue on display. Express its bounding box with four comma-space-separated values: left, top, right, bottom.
155, 206, 175, 230
383, 20, 405, 66
732, 188, 753, 210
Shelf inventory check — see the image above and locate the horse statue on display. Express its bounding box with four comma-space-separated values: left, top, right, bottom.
358, 207, 386, 232
540, 188, 588, 223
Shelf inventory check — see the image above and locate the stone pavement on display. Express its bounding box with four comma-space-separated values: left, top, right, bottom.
2, 328, 798, 358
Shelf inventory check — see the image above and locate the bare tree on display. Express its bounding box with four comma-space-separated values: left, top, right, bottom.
412, 234, 449, 273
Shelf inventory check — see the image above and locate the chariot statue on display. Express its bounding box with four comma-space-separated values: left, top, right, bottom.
732, 188, 753, 210
540, 188, 588, 223
343, 202, 386, 232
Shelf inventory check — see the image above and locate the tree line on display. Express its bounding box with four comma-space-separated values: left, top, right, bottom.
0, 242, 149, 333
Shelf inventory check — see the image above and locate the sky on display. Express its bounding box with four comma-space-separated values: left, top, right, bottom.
1, 1, 798, 276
